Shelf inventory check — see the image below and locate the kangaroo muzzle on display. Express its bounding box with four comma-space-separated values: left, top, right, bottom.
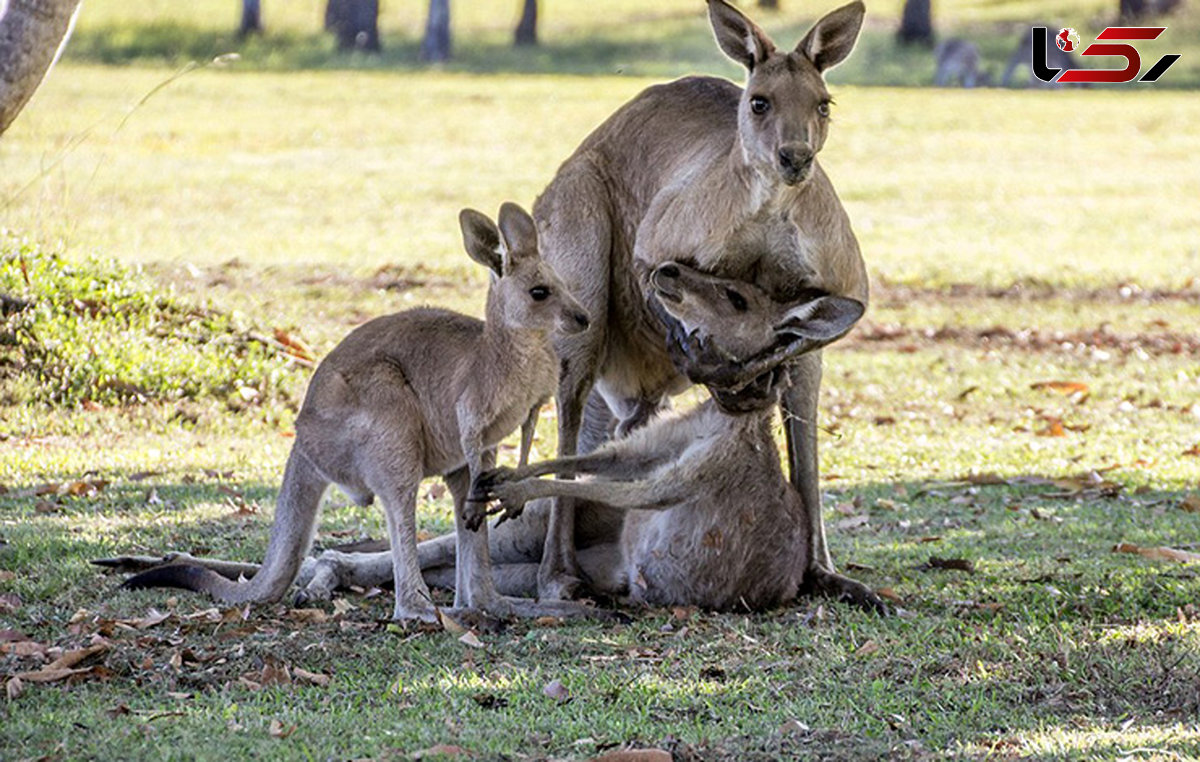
778, 145, 814, 185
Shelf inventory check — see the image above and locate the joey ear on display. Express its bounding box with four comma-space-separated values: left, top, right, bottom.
459, 208, 503, 277
707, 0, 776, 71
496, 202, 538, 270
774, 295, 864, 345
797, 1, 865, 73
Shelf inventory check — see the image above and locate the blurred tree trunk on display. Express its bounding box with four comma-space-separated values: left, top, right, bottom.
0, 0, 82, 136
325, 0, 380, 52
514, 0, 537, 47
759, 0, 780, 9
421, 0, 451, 62
1118, 0, 1147, 19
238, 0, 263, 38
897, 0, 934, 46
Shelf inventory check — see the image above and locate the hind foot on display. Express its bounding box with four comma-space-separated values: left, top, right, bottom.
804, 567, 889, 615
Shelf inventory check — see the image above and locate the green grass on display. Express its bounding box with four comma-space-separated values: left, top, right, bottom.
2, 5, 1200, 760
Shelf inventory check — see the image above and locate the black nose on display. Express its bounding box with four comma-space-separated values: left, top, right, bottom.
778, 147, 812, 177
657, 264, 680, 279
573, 312, 590, 329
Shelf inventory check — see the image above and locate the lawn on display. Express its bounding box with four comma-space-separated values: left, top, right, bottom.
2, 0, 1199, 759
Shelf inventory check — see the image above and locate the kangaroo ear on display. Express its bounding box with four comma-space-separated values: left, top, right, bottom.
496, 202, 538, 272
459, 208, 503, 277
797, 1, 865, 73
774, 295, 864, 345
708, 0, 776, 71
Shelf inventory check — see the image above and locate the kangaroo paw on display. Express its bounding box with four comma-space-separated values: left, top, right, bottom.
469, 466, 517, 502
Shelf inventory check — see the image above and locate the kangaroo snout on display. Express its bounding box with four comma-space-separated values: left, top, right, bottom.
560, 307, 591, 334
778, 145, 814, 185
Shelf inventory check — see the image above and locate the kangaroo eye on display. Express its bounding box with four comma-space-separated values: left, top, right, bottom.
817, 101, 831, 118
529, 286, 551, 301
725, 288, 749, 312
749, 95, 771, 115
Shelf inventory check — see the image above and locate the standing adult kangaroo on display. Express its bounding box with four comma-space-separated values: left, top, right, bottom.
531, 0, 880, 610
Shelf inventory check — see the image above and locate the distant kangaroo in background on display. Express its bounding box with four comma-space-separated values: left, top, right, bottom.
528, 0, 878, 609
123, 204, 594, 622
935, 39, 990, 87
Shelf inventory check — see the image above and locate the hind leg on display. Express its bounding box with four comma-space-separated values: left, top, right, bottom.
369, 467, 437, 623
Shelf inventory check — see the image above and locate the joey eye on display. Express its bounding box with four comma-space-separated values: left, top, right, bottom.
817, 101, 831, 118
725, 288, 749, 312
529, 286, 551, 301
749, 95, 771, 115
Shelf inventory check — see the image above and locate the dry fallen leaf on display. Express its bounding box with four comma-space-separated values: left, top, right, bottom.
1178, 495, 1200, 514
543, 679, 571, 703
293, 668, 331, 687
1183, 444, 1200, 457
1031, 380, 1090, 395
875, 587, 904, 604
287, 608, 329, 624
458, 631, 485, 649
0, 571, 15, 584
439, 610, 466, 634
268, 718, 296, 739
1036, 418, 1067, 438
1113, 542, 1200, 563
6, 676, 25, 701
855, 639, 880, 656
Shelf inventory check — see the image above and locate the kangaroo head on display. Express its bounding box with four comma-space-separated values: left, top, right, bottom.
708, 0, 864, 187
459, 203, 590, 337
650, 259, 863, 379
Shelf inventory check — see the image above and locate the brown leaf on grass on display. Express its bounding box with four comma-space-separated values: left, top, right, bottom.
926, 557, 976, 573
587, 751, 672, 762
0, 571, 15, 583
410, 745, 471, 759
293, 668, 331, 687
875, 588, 904, 604
119, 609, 171, 630
533, 616, 563, 627
44, 643, 109, 671
1031, 380, 1090, 396
34, 499, 58, 514
268, 718, 297, 739
438, 610, 466, 634
258, 660, 293, 687
273, 328, 316, 363
1, 639, 47, 657
1036, 418, 1067, 438
1183, 444, 1200, 457
65, 479, 109, 497
542, 679, 571, 703
855, 639, 880, 656
1, 595, 23, 615
106, 703, 132, 717
1178, 495, 1200, 513
6, 676, 25, 701
287, 608, 329, 624
1113, 542, 1200, 563
458, 631, 485, 649
956, 385, 980, 401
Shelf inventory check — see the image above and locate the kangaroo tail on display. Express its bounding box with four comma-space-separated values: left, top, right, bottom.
123, 448, 327, 604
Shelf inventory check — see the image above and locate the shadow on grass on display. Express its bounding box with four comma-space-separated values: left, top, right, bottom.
2, 475, 1198, 758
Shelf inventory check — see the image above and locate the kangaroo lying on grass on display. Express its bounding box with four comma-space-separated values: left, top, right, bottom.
105, 262, 869, 612
121, 203, 594, 622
